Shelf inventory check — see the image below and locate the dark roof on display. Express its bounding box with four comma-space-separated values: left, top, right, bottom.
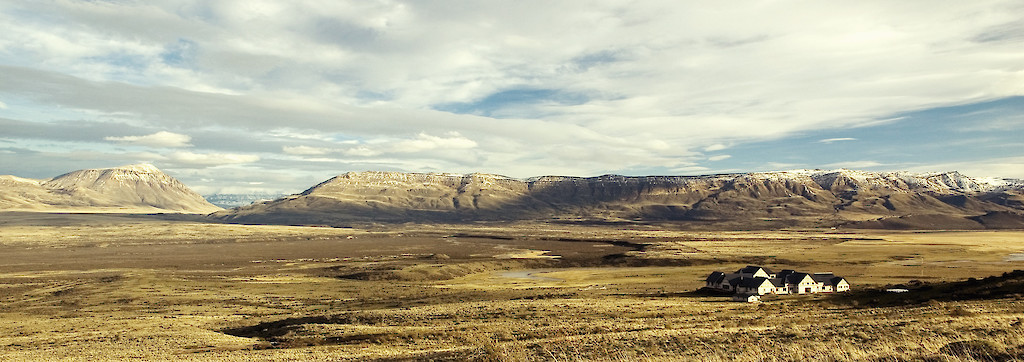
709, 267, 845, 287
706, 271, 726, 283
736, 277, 772, 288
810, 273, 836, 283
736, 265, 775, 275
810, 273, 849, 286
785, 273, 812, 284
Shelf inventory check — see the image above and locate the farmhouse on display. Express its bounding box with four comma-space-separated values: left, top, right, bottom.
705, 265, 849, 298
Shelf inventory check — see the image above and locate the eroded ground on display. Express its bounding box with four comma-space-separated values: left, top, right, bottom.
1, 213, 1023, 360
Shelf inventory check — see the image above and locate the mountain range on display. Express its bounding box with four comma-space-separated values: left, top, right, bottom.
0, 164, 221, 214
212, 170, 1024, 229
3, 164, 1023, 229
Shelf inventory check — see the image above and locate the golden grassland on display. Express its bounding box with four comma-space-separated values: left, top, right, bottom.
0, 213, 1023, 360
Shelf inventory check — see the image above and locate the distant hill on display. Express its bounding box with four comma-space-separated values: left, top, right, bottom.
0, 164, 221, 214
211, 170, 1024, 229
204, 193, 287, 208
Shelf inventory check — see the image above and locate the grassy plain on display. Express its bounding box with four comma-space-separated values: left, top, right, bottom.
0, 213, 1023, 360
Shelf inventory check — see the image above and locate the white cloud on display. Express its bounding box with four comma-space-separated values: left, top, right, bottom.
826, 161, 884, 169
282, 145, 331, 155
704, 144, 728, 152
165, 151, 259, 167
761, 162, 803, 170
105, 131, 192, 148
708, 155, 732, 162
818, 137, 857, 143
907, 156, 1024, 179
0, 100, 7, 109
391, 132, 478, 153
330, 132, 480, 158
1, 1, 1023, 189
268, 129, 337, 141
342, 146, 381, 157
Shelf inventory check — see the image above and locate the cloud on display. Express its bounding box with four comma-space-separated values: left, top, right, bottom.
1, 1, 1023, 191
907, 156, 1024, 179
704, 144, 728, 152
332, 132, 479, 158
0, 100, 6, 109
708, 155, 732, 162
268, 129, 338, 141
105, 131, 192, 148
818, 137, 857, 144
761, 162, 803, 170
391, 132, 478, 153
826, 161, 883, 169
165, 151, 259, 167
342, 146, 381, 157
282, 145, 331, 155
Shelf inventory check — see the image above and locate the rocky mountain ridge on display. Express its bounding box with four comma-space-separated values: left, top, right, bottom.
0, 164, 221, 213
213, 169, 1024, 229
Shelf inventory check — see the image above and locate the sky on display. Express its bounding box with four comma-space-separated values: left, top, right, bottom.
1, 1, 1022, 195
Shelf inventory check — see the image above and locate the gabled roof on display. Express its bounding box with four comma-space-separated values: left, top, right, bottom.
810, 273, 836, 283
736, 265, 775, 275
809, 273, 850, 286
706, 271, 726, 283
785, 272, 813, 284
710, 267, 848, 290
736, 277, 773, 288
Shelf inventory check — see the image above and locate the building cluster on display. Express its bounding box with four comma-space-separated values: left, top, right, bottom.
705, 265, 850, 302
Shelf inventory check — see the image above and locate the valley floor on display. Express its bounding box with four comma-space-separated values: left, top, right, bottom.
0, 213, 1023, 361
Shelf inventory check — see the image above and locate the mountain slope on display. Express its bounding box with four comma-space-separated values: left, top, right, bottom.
0, 164, 221, 213
212, 169, 1024, 229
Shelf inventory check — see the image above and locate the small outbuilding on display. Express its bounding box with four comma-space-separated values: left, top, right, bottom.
732, 293, 761, 303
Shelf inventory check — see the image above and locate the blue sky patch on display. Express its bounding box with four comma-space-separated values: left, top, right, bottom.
160, 38, 197, 67
435, 88, 589, 118
703, 96, 1024, 173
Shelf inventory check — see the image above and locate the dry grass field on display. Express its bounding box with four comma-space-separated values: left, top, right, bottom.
1, 213, 1023, 361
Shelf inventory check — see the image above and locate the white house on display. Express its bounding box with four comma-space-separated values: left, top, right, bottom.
705, 266, 849, 299
769, 278, 789, 295
736, 265, 776, 279
786, 273, 819, 294
808, 273, 850, 293
732, 294, 761, 303
735, 277, 776, 295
